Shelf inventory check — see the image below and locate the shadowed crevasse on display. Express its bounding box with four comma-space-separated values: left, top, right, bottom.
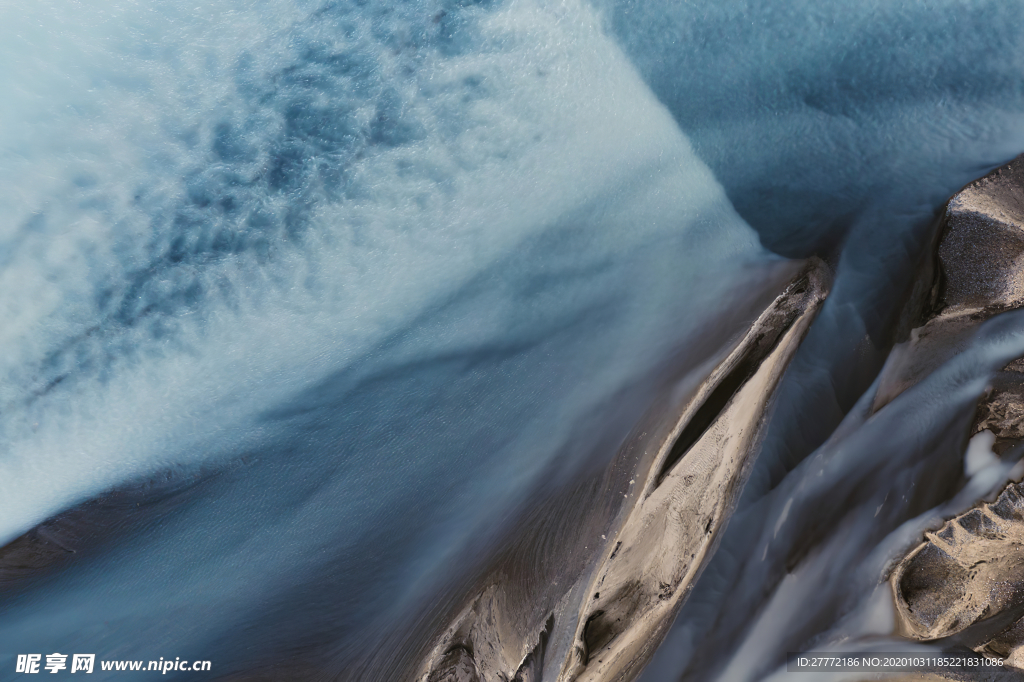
420, 259, 830, 682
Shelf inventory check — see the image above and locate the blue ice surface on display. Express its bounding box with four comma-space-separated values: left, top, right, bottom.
0, 0, 777, 676
1, 0, 1024, 679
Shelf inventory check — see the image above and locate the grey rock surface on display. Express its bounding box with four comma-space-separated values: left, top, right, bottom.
875, 154, 1024, 440
887, 155, 1024, 670
418, 260, 830, 682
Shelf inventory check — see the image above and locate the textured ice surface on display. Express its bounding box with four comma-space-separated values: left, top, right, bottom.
0, 0, 774, 543
0, 0, 788, 676
5, 0, 1024, 679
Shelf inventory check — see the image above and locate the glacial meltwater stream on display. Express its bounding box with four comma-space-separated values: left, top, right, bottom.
4, 1, 1024, 680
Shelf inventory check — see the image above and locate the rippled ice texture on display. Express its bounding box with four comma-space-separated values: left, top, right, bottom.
4, 0, 1024, 679
0, 0, 773, 534
0, 0, 784, 677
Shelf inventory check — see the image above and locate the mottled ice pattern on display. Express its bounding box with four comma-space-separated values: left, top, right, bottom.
3, 0, 1024, 679
0, 0, 779, 676
0, 0, 774, 541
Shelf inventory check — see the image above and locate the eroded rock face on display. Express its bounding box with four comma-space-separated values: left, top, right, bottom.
887, 154, 1024, 670
874, 154, 1024, 440
940, 160, 1024, 311
418, 260, 830, 682
976, 358, 1024, 444
893, 485, 1024, 644
559, 262, 829, 682
427, 647, 481, 682
890, 480, 1024, 673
